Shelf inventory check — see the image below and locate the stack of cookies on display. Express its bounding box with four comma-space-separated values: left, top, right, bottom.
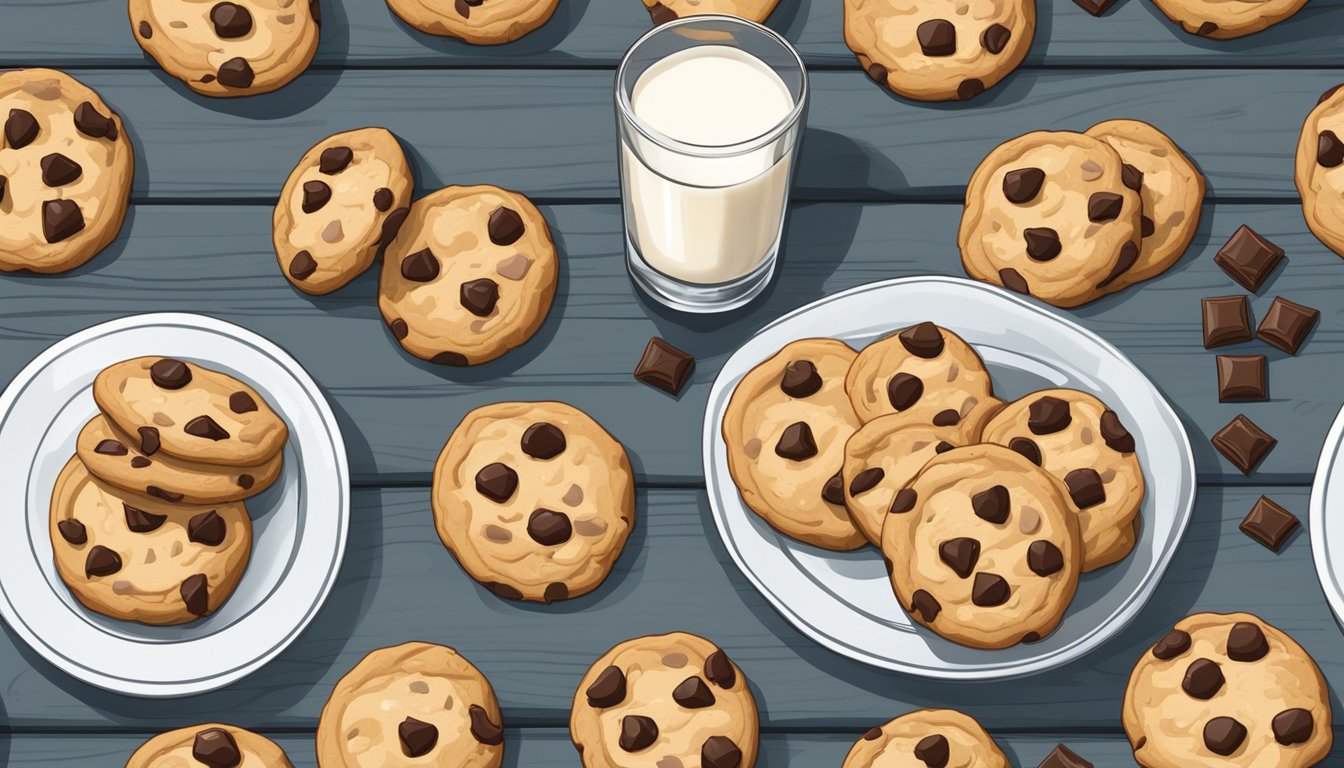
723, 322, 1146, 649
49, 357, 288, 625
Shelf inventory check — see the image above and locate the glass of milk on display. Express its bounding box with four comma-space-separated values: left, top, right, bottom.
615, 15, 808, 313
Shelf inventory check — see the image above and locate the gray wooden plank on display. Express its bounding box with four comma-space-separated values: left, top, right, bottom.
1, 0, 1342, 67
0, 486, 1338, 731
0, 201, 1335, 484
40, 68, 1337, 202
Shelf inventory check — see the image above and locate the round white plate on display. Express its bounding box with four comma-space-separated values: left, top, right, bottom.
704, 277, 1195, 680
1311, 407, 1344, 635
0, 313, 349, 697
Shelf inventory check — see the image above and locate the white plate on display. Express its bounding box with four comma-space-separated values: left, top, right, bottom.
704, 277, 1195, 680
1311, 407, 1344, 635
0, 313, 348, 697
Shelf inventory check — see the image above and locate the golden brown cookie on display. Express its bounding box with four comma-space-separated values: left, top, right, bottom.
127, 723, 294, 767
843, 709, 1010, 768
386, 0, 560, 44
1148, 0, 1307, 39
1296, 84, 1344, 259
642, 0, 778, 24
844, 322, 998, 427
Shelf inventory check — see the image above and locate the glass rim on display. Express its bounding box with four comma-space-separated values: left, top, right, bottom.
614, 14, 809, 159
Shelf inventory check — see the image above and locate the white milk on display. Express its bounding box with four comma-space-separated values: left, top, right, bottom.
623, 45, 796, 285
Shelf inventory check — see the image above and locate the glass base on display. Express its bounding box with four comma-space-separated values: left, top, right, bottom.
626, 236, 777, 314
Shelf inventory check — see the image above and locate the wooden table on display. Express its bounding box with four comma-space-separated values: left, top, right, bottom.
3, 0, 1344, 764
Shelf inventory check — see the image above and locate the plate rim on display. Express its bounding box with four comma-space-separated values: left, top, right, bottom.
1310, 403, 1344, 633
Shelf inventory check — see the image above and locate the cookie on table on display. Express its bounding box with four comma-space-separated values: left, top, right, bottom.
127, 723, 293, 767
1296, 84, 1344, 259
722, 338, 868, 551
1148, 0, 1307, 39
50, 456, 252, 625
432, 401, 635, 603
0, 68, 133, 274
273, 127, 413, 295
1123, 612, 1332, 766
379, 184, 558, 367
94, 357, 289, 467
882, 444, 1081, 649
845, 322, 999, 427
843, 709, 1009, 768
980, 388, 1144, 572
844, 0, 1036, 102
77, 414, 282, 505
643, 0, 778, 24
571, 632, 759, 768
318, 642, 505, 767
386, 0, 560, 45
129, 0, 320, 97
959, 130, 1144, 308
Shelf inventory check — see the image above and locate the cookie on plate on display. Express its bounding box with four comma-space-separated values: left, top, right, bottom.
129, 0, 320, 97
1085, 120, 1205, 288
843, 709, 1009, 768
386, 0, 560, 45
1148, 0, 1307, 39
571, 632, 759, 768
94, 357, 289, 467
722, 338, 868, 551
379, 185, 559, 367
642, 0, 778, 24
845, 322, 999, 427
844, 0, 1036, 102
1123, 612, 1332, 766
959, 130, 1144, 308
1296, 84, 1344, 259
127, 723, 293, 767
0, 68, 134, 273
980, 389, 1144, 571
50, 456, 252, 625
432, 401, 635, 603
318, 642, 505, 767
273, 127, 413, 295
882, 444, 1081, 649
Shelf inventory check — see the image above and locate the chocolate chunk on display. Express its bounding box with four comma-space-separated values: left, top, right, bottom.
1256, 296, 1318, 355
486, 581, 523, 600
1038, 743, 1093, 768
914, 734, 950, 767
378, 207, 410, 257
527, 509, 572, 546
192, 728, 241, 767
95, 439, 128, 456
373, 187, 394, 212
42, 199, 85, 243
389, 318, 408, 339
702, 736, 742, 768
150, 358, 192, 389
124, 504, 167, 532
633, 337, 695, 395
289, 251, 317, 280
972, 484, 1010, 524
932, 409, 960, 426
400, 248, 440, 282
85, 545, 121, 576
910, 589, 941, 622
1211, 414, 1276, 474
185, 415, 230, 440
899, 322, 944, 358
40, 153, 82, 187
1203, 716, 1246, 756
0, 176, 5, 204
938, 537, 980, 579
1087, 192, 1124, 222
1097, 242, 1139, 289
431, 351, 469, 366
619, 714, 658, 752
138, 426, 161, 455
1064, 468, 1105, 509
211, 2, 253, 37
849, 467, 884, 495
1216, 355, 1267, 402
957, 79, 985, 101
1121, 163, 1144, 191
779, 359, 821, 397
469, 705, 504, 745
1181, 657, 1224, 699
310, 0, 321, 21
890, 488, 918, 514
999, 268, 1030, 295
236, 475, 253, 489
1239, 496, 1299, 552
147, 486, 184, 502
1028, 396, 1071, 434
673, 675, 715, 708
139, 20, 153, 37
57, 518, 87, 545
981, 23, 1011, 54
936, 440, 954, 452
398, 716, 438, 757
1027, 540, 1064, 576
181, 573, 209, 615
917, 19, 956, 56
1215, 225, 1284, 292
971, 572, 1010, 606
1099, 410, 1136, 453
822, 472, 847, 506
319, 146, 354, 174
887, 372, 924, 410
775, 421, 818, 460
301, 180, 331, 213
460, 278, 500, 317
1002, 167, 1045, 203
1272, 708, 1314, 746
867, 62, 889, 86
586, 665, 627, 707
75, 105, 118, 139
1024, 227, 1061, 261
475, 463, 518, 502
1320, 130, 1344, 167
1202, 295, 1253, 348
1226, 621, 1269, 661
863, 727, 883, 741
648, 1, 678, 22
1009, 436, 1042, 465
189, 510, 227, 546
704, 649, 737, 688
1141, 216, 1156, 238
5, 109, 38, 148
1196, 20, 1219, 36
488, 206, 525, 245
455, 0, 471, 19
1152, 629, 1192, 660
546, 583, 569, 602
1073, 0, 1117, 14
217, 58, 255, 89
227, 392, 257, 415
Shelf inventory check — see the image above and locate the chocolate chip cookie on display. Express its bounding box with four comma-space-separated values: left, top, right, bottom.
1296, 84, 1344, 258
94, 357, 289, 467
433, 401, 635, 603
843, 709, 1009, 768
129, 0, 320, 97
0, 68, 133, 273
959, 130, 1144, 308
318, 642, 505, 768
1149, 0, 1307, 38
127, 724, 294, 767
722, 338, 868, 551
386, 0, 560, 44
273, 127, 413, 295
642, 0, 778, 24
1123, 612, 1332, 766
844, 0, 1036, 102
882, 444, 1081, 649
981, 389, 1144, 572
379, 185, 558, 367
571, 632, 759, 768
50, 456, 252, 625
845, 322, 999, 428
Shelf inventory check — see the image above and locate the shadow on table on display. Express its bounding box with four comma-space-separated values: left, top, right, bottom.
0, 691, 9, 768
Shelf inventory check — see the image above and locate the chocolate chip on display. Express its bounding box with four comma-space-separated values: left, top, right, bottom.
931, 409, 960, 426
1064, 468, 1105, 509
1152, 629, 1192, 660
237, 474, 254, 489
899, 322, 944, 358
486, 582, 523, 600
211, 2, 253, 37
1098, 241, 1139, 289
58, 518, 87, 545
544, 582, 568, 603
400, 248, 440, 282
1215, 225, 1284, 293
1203, 716, 1246, 756
1122, 163, 1144, 191
849, 467, 884, 496
971, 572, 1010, 606
887, 372, 924, 410
586, 665, 627, 707
460, 278, 500, 317
5, 109, 38, 148
1027, 540, 1064, 576
389, 318, 409, 339
1239, 496, 1299, 552
488, 206, 525, 246
1320, 130, 1344, 167
775, 421, 818, 461
398, 716, 438, 757
528, 509, 572, 546
917, 19, 956, 56
138, 20, 152, 38
431, 351, 469, 366
634, 337, 695, 396
85, 545, 121, 576
702, 736, 742, 768
1272, 708, 1314, 746
1227, 621, 1269, 661
189, 510, 227, 546
130, 457, 151, 468
863, 727, 882, 740
935, 441, 954, 453
1141, 216, 1155, 238
823, 472, 846, 506
302, 180, 331, 213
40, 153, 82, 187
1028, 396, 1071, 434
1202, 295, 1253, 348
192, 728, 241, 767
124, 504, 167, 532
1196, 20, 1220, 36
0, 176, 5, 204
1096, 410, 1135, 453
373, 187, 394, 212
1003, 168, 1045, 203
957, 79, 985, 101
311, 0, 321, 22
910, 589, 941, 622
150, 358, 192, 389
455, 0, 471, 18
229, 391, 257, 413
289, 251, 318, 280
999, 268, 1030, 295
648, 1, 678, 22
1256, 296, 1318, 355
319, 146, 354, 174
95, 439, 127, 456
1073, 0, 1117, 14
138, 426, 161, 455
619, 715, 658, 752
867, 62, 889, 86
1087, 192, 1124, 222
981, 23, 1011, 54
938, 537, 980, 578
914, 734, 949, 767
972, 485, 1010, 523
705, 649, 737, 688
779, 360, 822, 397
890, 488, 918, 514
1211, 414, 1276, 475
42, 199, 85, 243
185, 415, 230, 441
181, 573, 209, 615
1182, 658, 1224, 699
1024, 227, 1062, 261
521, 422, 566, 459
475, 463, 518, 502
217, 57, 255, 88
1008, 436, 1042, 465
673, 676, 715, 708
469, 705, 504, 745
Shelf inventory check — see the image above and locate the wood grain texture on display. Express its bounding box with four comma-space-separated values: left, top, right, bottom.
1, 0, 1341, 67
21, 68, 1338, 202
